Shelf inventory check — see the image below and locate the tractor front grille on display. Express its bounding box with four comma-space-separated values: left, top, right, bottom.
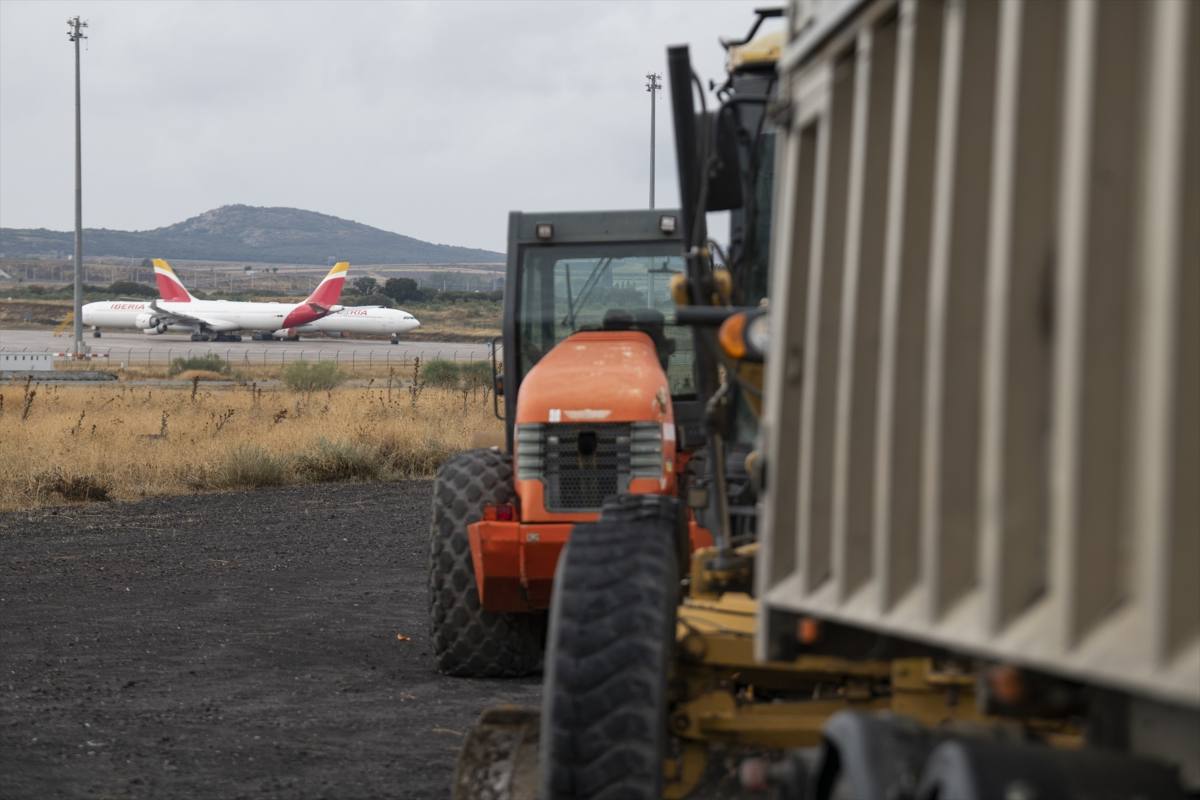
516, 422, 663, 512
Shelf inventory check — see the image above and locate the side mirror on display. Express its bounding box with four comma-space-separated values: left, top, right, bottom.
702, 109, 744, 212
491, 335, 505, 421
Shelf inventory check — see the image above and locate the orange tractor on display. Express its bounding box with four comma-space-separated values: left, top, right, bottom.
428, 209, 712, 677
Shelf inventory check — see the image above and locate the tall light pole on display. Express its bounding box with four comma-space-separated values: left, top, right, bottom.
67, 16, 88, 356
645, 72, 661, 209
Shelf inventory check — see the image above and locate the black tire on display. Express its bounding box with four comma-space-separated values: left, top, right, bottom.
540, 495, 681, 800
428, 448, 544, 677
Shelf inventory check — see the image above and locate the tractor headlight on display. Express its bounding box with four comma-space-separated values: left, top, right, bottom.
745, 312, 769, 356
515, 423, 545, 480
628, 421, 664, 479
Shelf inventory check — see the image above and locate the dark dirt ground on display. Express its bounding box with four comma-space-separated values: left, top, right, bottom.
0, 481, 540, 800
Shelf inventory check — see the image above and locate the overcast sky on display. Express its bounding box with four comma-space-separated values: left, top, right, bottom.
0, 0, 763, 253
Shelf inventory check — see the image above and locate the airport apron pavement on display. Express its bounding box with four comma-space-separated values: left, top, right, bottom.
0, 329, 490, 365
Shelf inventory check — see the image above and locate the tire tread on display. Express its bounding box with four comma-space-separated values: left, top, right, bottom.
540, 495, 680, 799
428, 448, 543, 678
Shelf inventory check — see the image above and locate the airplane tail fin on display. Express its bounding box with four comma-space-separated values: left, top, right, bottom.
152, 259, 194, 303
305, 262, 349, 308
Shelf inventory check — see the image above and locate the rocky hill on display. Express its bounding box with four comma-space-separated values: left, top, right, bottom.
0, 205, 502, 265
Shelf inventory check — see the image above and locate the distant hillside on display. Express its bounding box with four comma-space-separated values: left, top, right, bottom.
0, 205, 503, 265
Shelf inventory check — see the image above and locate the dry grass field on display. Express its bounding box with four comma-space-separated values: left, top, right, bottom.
0, 375, 500, 512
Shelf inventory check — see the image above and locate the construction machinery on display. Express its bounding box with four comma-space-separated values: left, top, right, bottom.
427, 209, 712, 678
456, 0, 1200, 797
455, 12, 813, 798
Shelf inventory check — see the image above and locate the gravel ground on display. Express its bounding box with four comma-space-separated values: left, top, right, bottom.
0, 481, 540, 799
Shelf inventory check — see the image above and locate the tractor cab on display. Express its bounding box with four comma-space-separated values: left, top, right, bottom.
496, 209, 698, 454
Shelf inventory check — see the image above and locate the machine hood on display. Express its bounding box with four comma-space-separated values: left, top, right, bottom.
515, 331, 672, 425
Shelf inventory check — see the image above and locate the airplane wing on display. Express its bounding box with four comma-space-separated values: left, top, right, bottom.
149, 301, 240, 332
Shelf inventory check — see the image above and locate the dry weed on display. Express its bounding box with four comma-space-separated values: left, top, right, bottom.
0, 381, 499, 511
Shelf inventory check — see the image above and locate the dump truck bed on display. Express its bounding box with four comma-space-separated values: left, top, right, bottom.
758, 0, 1199, 710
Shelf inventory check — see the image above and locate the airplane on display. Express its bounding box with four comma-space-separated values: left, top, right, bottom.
82, 259, 349, 342
83, 260, 421, 342
275, 304, 420, 344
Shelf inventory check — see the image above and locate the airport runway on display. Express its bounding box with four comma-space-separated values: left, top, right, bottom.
0, 329, 490, 366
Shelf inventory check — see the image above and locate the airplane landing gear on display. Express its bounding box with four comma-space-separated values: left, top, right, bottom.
214, 333, 242, 343
92, 329, 102, 338
190, 332, 211, 342
390, 333, 400, 345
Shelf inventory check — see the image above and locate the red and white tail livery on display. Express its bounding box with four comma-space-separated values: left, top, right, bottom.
303, 261, 348, 309
152, 258, 195, 303
282, 262, 349, 327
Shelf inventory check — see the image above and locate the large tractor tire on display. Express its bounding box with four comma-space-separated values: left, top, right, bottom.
428, 448, 544, 678
540, 495, 681, 800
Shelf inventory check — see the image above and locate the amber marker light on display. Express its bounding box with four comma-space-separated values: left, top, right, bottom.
718, 311, 748, 359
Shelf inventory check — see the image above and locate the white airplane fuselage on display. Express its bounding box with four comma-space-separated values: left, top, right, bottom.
81, 299, 336, 334
281, 306, 421, 338
82, 300, 420, 339
82, 300, 173, 331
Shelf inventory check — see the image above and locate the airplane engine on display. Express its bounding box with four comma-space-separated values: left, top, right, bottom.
135, 313, 168, 334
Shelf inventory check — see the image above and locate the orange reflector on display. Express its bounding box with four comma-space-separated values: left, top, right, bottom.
718, 312, 748, 359
798, 616, 821, 645
987, 665, 1026, 706
483, 504, 516, 522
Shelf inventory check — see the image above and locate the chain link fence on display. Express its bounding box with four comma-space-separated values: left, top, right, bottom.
1, 343, 491, 371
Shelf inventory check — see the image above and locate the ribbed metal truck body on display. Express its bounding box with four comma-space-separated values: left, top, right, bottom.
758, 0, 1198, 721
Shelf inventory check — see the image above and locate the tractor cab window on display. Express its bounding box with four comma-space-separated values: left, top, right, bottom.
518, 242, 694, 396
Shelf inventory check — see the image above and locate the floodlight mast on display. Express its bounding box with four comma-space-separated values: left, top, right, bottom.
67, 16, 88, 356
645, 72, 662, 209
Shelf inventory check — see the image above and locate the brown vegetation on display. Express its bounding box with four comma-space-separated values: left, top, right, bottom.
0, 378, 499, 511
